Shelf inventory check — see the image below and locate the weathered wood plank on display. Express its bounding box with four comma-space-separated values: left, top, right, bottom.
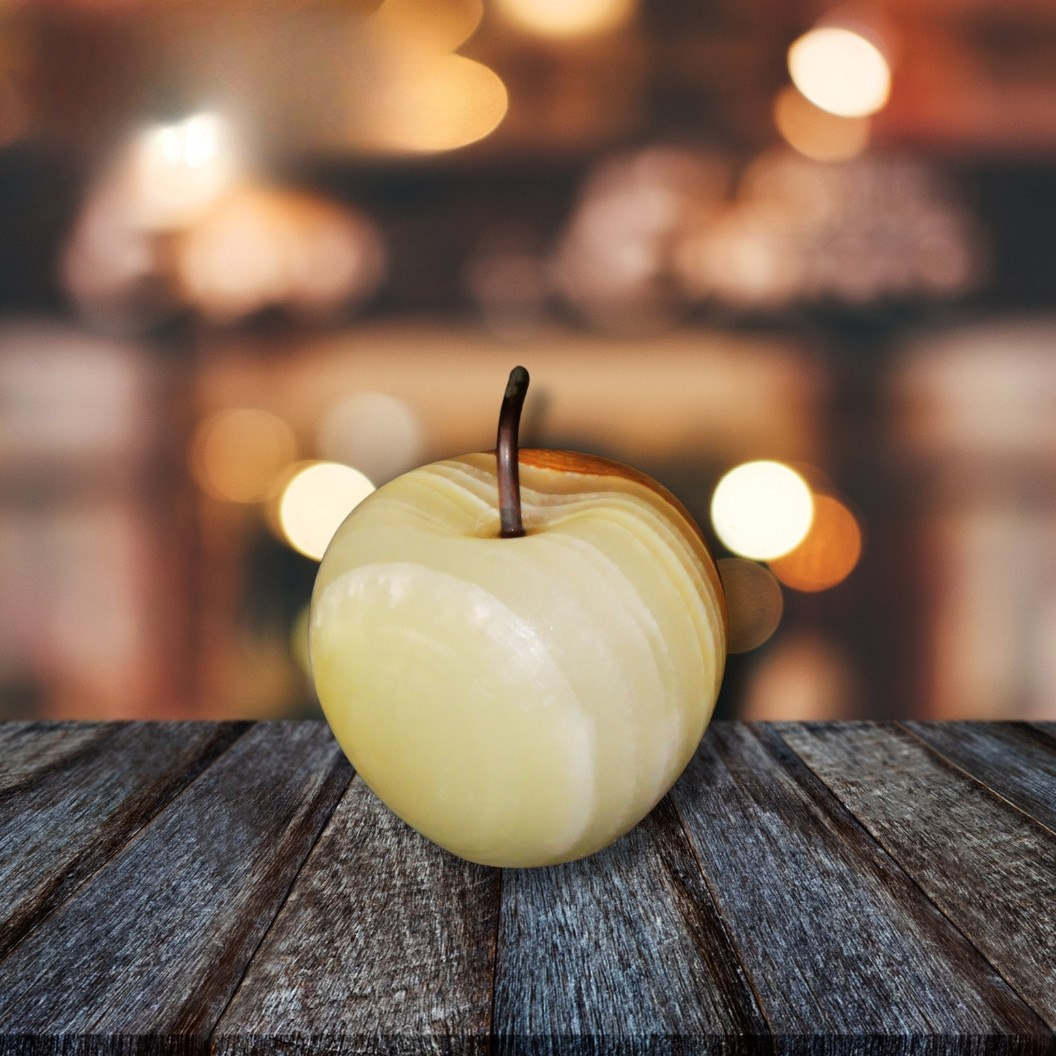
777, 721, 1056, 1033
214, 775, 501, 1056
492, 793, 769, 1056
0, 722, 115, 795
902, 723, 1056, 834
671, 723, 1050, 1053
0, 722, 248, 962
0, 721, 350, 1053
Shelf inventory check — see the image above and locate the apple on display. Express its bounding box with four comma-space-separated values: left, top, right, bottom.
309, 367, 727, 867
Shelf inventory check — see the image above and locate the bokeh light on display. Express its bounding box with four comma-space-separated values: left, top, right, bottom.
317, 392, 424, 485
711, 460, 814, 560
769, 494, 863, 592
672, 149, 984, 311
496, 0, 636, 38
127, 112, 239, 231
351, 53, 508, 154
553, 146, 729, 331
773, 85, 871, 162
60, 178, 159, 332
717, 557, 784, 653
277, 462, 375, 561
176, 186, 386, 324
788, 26, 891, 118
190, 408, 298, 504
371, 0, 485, 53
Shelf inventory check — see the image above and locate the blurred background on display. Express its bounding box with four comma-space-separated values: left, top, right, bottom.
0, 0, 1054, 723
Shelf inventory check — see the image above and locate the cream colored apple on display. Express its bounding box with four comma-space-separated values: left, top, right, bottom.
309, 368, 727, 867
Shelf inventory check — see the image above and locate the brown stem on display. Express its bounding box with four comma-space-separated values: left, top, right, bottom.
497, 365, 529, 538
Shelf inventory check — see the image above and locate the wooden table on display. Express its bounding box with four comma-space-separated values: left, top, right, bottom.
0, 721, 1054, 1055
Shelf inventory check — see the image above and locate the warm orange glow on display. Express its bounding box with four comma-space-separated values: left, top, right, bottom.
372, 0, 484, 52
348, 0, 506, 155
496, 0, 636, 38
769, 493, 863, 591
176, 186, 385, 323
788, 26, 891, 118
351, 53, 508, 154
774, 85, 871, 162
191, 407, 298, 504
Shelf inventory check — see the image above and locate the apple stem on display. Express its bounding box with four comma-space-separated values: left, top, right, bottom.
497, 365, 529, 538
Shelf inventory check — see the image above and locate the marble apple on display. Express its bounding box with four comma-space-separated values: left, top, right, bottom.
309, 367, 727, 867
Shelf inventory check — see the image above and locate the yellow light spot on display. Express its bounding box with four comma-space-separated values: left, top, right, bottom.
711, 461, 814, 561
355, 54, 508, 154
788, 26, 891, 118
773, 85, 871, 162
278, 462, 375, 561
496, 0, 636, 38
191, 407, 297, 504
769, 494, 862, 592
372, 0, 485, 53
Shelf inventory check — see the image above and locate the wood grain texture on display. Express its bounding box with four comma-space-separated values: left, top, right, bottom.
492, 794, 768, 1056
0, 721, 248, 962
776, 722, 1056, 1033
214, 774, 501, 1056
0, 721, 1054, 1056
0, 722, 350, 1051
670, 723, 1051, 1052
901, 722, 1056, 834
0, 722, 117, 794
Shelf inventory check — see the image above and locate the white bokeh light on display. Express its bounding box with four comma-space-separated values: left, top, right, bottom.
788, 27, 891, 118
277, 462, 375, 561
711, 461, 814, 560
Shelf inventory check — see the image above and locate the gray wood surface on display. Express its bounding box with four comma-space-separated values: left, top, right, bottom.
493, 795, 768, 1055
0, 721, 249, 962
671, 724, 1049, 1050
777, 721, 1056, 1033
215, 774, 501, 1056
0, 720, 1053, 1056
0, 722, 349, 1047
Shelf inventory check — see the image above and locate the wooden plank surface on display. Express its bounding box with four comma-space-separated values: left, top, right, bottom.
492, 794, 768, 1055
215, 774, 502, 1056
902, 721, 1056, 833
0, 722, 350, 1049
0, 721, 247, 962
777, 721, 1056, 1032
0, 721, 1053, 1056
670, 723, 1051, 1052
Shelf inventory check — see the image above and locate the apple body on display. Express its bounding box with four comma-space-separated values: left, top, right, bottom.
309, 449, 727, 867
